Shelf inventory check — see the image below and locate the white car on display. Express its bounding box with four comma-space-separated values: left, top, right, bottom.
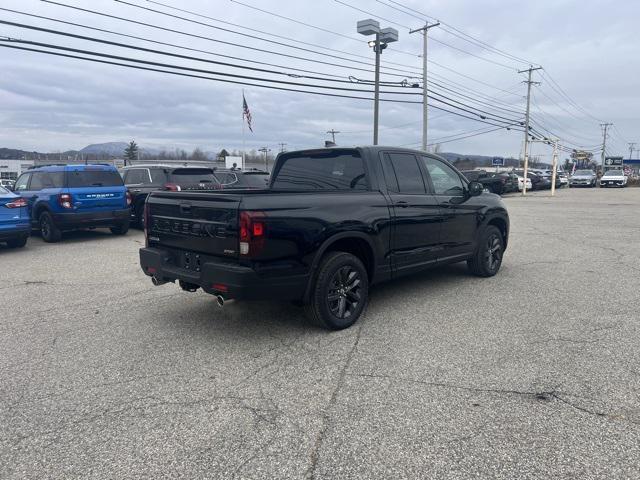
516, 175, 533, 191
600, 169, 628, 187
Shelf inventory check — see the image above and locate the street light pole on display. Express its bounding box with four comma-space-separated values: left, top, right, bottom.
357, 19, 398, 146
373, 32, 381, 146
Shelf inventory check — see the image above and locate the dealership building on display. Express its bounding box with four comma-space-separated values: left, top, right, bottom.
0, 159, 34, 181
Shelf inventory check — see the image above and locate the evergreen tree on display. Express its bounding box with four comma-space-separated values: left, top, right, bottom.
123, 140, 139, 165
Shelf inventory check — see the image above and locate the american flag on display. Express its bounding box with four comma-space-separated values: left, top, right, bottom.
243, 94, 253, 132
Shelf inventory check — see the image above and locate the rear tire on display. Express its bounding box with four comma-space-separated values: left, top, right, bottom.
110, 221, 130, 235
7, 237, 28, 248
467, 225, 504, 277
304, 252, 369, 330
39, 211, 62, 243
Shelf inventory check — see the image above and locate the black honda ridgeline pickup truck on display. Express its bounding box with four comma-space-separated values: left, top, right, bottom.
140, 147, 509, 330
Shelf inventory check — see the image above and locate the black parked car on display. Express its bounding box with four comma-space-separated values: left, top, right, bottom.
122, 166, 269, 226
460, 170, 506, 194
514, 170, 549, 190
140, 147, 509, 330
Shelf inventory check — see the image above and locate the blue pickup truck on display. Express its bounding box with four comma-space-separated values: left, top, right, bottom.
0, 186, 30, 248
13, 164, 131, 242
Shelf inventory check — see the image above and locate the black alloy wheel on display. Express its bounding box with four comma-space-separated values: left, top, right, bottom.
484, 232, 503, 275
39, 211, 62, 243
468, 225, 504, 277
305, 251, 369, 330
327, 265, 363, 321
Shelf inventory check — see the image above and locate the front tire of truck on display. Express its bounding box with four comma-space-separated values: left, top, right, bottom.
305, 251, 369, 330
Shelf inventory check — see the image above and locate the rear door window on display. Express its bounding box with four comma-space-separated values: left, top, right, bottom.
124, 169, 150, 185
383, 153, 426, 194
29, 171, 65, 190
272, 150, 368, 190
67, 170, 124, 187
150, 169, 167, 184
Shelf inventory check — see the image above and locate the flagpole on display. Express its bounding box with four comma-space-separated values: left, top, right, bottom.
242, 89, 246, 170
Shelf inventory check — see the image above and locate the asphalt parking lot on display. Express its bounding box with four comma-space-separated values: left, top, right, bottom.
1, 187, 639, 479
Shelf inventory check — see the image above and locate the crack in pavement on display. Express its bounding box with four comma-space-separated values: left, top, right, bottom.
304, 321, 366, 480
345, 373, 634, 422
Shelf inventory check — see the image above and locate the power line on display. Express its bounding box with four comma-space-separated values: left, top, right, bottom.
0, 39, 525, 129
40, 0, 420, 79
0, 19, 419, 89
0, 42, 411, 102
0, 35, 423, 96
377, 0, 536, 65
114, 0, 420, 73
143, 0, 409, 68
0, 6, 350, 81
333, 0, 518, 70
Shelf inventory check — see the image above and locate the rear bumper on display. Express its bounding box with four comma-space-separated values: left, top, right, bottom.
139, 247, 309, 301
0, 225, 30, 241
53, 208, 130, 229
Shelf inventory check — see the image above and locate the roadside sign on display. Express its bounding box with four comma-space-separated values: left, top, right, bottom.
492, 157, 504, 166
605, 156, 623, 166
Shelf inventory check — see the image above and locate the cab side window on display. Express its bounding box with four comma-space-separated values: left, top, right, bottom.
421, 156, 465, 196
124, 169, 150, 185
29, 172, 63, 190
14, 173, 31, 192
383, 153, 426, 194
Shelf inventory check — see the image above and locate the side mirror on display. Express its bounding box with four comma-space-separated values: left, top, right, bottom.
468, 181, 484, 197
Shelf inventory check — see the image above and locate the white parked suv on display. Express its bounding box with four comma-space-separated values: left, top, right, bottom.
600, 169, 628, 187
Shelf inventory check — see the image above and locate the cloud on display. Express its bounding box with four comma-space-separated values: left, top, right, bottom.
0, 0, 637, 157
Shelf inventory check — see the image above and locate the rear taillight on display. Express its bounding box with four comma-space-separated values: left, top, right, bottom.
239, 211, 266, 257
126, 191, 132, 206
4, 198, 27, 208
58, 193, 72, 209
163, 183, 181, 191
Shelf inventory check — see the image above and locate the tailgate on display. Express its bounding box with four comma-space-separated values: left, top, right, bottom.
147, 192, 240, 258
71, 187, 126, 211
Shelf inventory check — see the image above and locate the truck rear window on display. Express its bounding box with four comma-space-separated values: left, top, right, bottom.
168, 169, 218, 186
272, 151, 367, 191
67, 170, 124, 187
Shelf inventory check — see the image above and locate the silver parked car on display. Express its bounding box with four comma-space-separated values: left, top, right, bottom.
570, 169, 597, 187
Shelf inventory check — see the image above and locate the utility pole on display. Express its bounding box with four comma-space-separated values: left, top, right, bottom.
326, 129, 340, 144
258, 146, 271, 171
410, 21, 439, 151
551, 138, 558, 197
600, 123, 613, 172
518, 65, 542, 195
628, 142, 636, 160
278, 142, 287, 153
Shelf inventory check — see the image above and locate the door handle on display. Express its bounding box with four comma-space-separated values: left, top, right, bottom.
395, 200, 409, 208
131, 189, 142, 193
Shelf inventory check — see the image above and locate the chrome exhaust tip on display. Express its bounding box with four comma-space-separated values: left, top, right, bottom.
151, 276, 166, 286
215, 295, 225, 308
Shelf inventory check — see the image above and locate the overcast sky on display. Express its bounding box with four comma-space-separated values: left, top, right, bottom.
0, 0, 637, 159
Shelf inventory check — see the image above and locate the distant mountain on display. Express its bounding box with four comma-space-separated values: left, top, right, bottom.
80, 142, 129, 156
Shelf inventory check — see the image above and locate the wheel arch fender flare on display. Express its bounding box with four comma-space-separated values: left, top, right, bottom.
33, 201, 53, 221
303, 232, 377, 302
